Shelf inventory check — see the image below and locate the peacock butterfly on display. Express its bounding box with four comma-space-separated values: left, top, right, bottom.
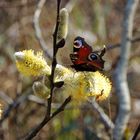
70, 36, 106, 72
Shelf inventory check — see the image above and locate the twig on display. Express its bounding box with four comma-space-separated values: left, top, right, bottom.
113, 0, 139, 140
0, 91, 13, 104
46, 0, 61, 118
33, 0, 52, 59
131, 122, 140, 140
87, 36, 140, 55
24, 0, 71, 139
106, 36, 140, 51
88, 99, 114, 129
24, 96, 71, 140
0, 88, 32, 124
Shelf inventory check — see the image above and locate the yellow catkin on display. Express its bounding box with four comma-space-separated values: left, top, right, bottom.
54, 65, 112, 102
15, 50, 51, 76
14, 49, 111, 102
87, 72, 112, 100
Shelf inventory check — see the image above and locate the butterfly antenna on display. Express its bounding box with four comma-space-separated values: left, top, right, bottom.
100, 45, 106, 57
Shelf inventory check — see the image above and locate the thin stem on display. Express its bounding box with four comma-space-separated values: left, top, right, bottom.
132, 122, 140, 140
47, 0, 61, 117
23, 0, 71, 139
33, 0, 52, 59
87, 99, 114, 129
106, 36, 140, 51
0, 88, 32, 124
24, 96, 71, 140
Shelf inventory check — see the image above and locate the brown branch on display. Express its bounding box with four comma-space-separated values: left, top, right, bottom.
0, 88, 32, 124
89, 36, 140, 55
46, 0, 61, 118
23, 0, 71, 139
113, 0, 139, 140
132, 122, 140, 140
24, 96, 71, 140
106, 36, 140, 50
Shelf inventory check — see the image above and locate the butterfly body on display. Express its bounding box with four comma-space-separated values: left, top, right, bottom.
70, 36, 106, 72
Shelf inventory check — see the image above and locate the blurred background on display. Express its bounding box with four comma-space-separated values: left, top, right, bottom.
0, 0, 140, 139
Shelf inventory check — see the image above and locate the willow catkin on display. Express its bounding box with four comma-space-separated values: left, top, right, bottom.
33, 81, 50, 99
57, 8, 69, 41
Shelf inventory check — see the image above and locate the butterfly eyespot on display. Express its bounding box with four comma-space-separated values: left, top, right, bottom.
73, 40, 82, 48
88, 53, 98, 61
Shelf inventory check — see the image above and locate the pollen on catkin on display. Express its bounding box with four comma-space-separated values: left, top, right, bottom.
14, 50, 51, 76
86, 71, 112, 100
14, 49, 111, 102
54, 65, 112, 102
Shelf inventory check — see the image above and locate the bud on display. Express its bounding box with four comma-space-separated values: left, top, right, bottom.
33, 81, 50, 99
57, 8, 69, 41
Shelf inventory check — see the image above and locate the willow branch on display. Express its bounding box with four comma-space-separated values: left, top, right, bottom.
132, 122, 140, 140
0, 88, 32, 124
24, 0, 71, 139
0, 91, 13, 104
113, 0, 139, 140
24, 96, 71, 140
88, 99, 114, 129
33, 0, 52, 59
46, 0, 61, 118
106, 36, 140, 51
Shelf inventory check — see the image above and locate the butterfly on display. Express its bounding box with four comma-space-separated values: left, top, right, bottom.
70, 36, 106, 72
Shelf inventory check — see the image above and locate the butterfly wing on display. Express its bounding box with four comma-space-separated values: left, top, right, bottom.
86, 48, 106, 71
70, 36, 106, 71
70, 53, 105, 71
71, 36, 92, 65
